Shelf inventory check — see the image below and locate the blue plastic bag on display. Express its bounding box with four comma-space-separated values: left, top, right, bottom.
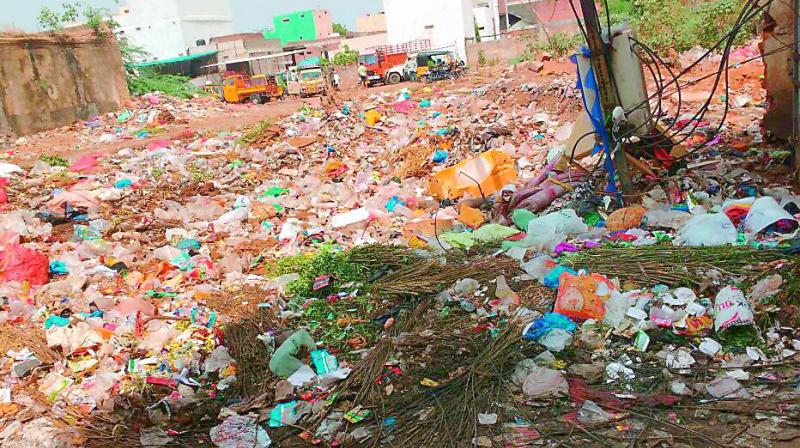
522, 312, 577, 341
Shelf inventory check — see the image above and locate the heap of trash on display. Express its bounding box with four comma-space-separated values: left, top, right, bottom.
0, 48, 799, 448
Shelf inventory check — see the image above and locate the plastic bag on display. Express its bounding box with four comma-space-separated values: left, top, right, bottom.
606, 206, 646, 231
521, 255, 557, 282
554, 273, 615, 321
68, 154, 102, 172
472, 224, 520, 242
744, 196, 798, 235
428, 150, 518, 200
522, 312, 577, 346
674, 213, 737, 246
602, 290, 635, 328
522, 367, 568, 397
713, 286, 754, 332
205, 346, 234, 373
0, 244, 49, 286
458, 205, 485, 229
365, 109, 382, 126
516, 209, 589, 252
210, 414, 271, 448
0, 178, 8, 206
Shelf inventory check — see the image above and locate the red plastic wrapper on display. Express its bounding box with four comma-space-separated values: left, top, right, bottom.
0, 243, 49, 286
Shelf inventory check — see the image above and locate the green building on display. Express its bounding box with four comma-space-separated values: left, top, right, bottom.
263, 9, 333, 45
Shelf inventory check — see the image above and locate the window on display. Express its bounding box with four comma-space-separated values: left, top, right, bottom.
282, 18, 290, 23
135, 26, 141, 31
300, 14, 305, 18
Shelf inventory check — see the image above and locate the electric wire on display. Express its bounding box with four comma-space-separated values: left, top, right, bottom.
616, 0, 772, 150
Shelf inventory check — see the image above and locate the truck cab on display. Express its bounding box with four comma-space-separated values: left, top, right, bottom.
358, 40, 432, 86
298, 65, 327, 98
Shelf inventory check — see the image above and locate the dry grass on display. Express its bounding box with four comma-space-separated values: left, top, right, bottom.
0, 324, 62, 364
389, 144, 434, 179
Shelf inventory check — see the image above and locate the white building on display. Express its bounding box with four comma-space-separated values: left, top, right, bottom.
474, 0, 501, 41
383, 0, 474, 60
113, 0, 234, 61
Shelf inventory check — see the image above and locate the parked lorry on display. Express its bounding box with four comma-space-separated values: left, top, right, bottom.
359, 40, 431, 86
220, 72, 284, 104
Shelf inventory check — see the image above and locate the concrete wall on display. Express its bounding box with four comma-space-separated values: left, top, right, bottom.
339, 33, 389, 53
356, 14, 388, 33
313, 10, 334, 40
475, 1, 502, 40
264, 10, 320, 45
113, 0, 233, 60
466, 36, 527, 66
0, 33, 129, 136
384, 0, 474, 60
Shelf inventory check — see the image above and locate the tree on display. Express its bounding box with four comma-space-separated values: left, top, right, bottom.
332, 45, 359, 66
332, 23, 348, 37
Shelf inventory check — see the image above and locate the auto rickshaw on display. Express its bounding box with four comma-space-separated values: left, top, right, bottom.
415, 50, 463, 82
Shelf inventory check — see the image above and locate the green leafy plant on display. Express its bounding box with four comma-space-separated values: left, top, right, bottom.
332, 45, 359, 66
605, 0, 761, 53
127, 70, 202, 99
37, 7, 66, 31
37, 2, 112, 36
695, 0, 759, 49
38, 154, 69, 167
332, 23, 348, 37
478, 50, 487, 67
523, 32, 584, 60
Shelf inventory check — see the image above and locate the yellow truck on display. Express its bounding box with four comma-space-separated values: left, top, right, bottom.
297, 65, 327, 98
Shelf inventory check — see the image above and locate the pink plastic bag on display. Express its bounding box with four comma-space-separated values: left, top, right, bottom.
68, 154, 102, 172
114, 296, 156, 317
0, 244, 49, 286
0, 178, 8, 206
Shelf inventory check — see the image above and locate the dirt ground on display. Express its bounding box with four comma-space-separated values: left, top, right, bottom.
1, 53, 768, 169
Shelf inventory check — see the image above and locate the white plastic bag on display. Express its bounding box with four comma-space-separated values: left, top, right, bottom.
517, 209, 589, 252
744, 196, 798, 235
674, 213, 737, 246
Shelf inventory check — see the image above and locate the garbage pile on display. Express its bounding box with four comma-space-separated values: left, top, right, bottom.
0, 48, 799, 448
1, 93, 227, 165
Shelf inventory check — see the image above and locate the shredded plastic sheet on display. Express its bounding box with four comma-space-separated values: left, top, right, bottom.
210, 415, 271, 448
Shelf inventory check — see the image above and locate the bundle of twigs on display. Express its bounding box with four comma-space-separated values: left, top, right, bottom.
80, 421, 140, 448
223, 309, 278, 397
564, 246, 786, 287
341, 299, 432, 405
0, 324, 62, 364
346, 244, 420, 268
204, 285, 281, 323
372, 256, 522, 298
379, 323, 524, 447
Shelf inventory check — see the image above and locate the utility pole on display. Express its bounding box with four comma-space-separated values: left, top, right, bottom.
794, 0, 800, 185
577, 0, 634, 196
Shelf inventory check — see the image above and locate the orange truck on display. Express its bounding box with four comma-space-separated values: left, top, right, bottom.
359, 40, 431, 86
221, 73, 285, 104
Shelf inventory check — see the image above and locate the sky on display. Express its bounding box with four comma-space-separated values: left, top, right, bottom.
2, 0, 384, 33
